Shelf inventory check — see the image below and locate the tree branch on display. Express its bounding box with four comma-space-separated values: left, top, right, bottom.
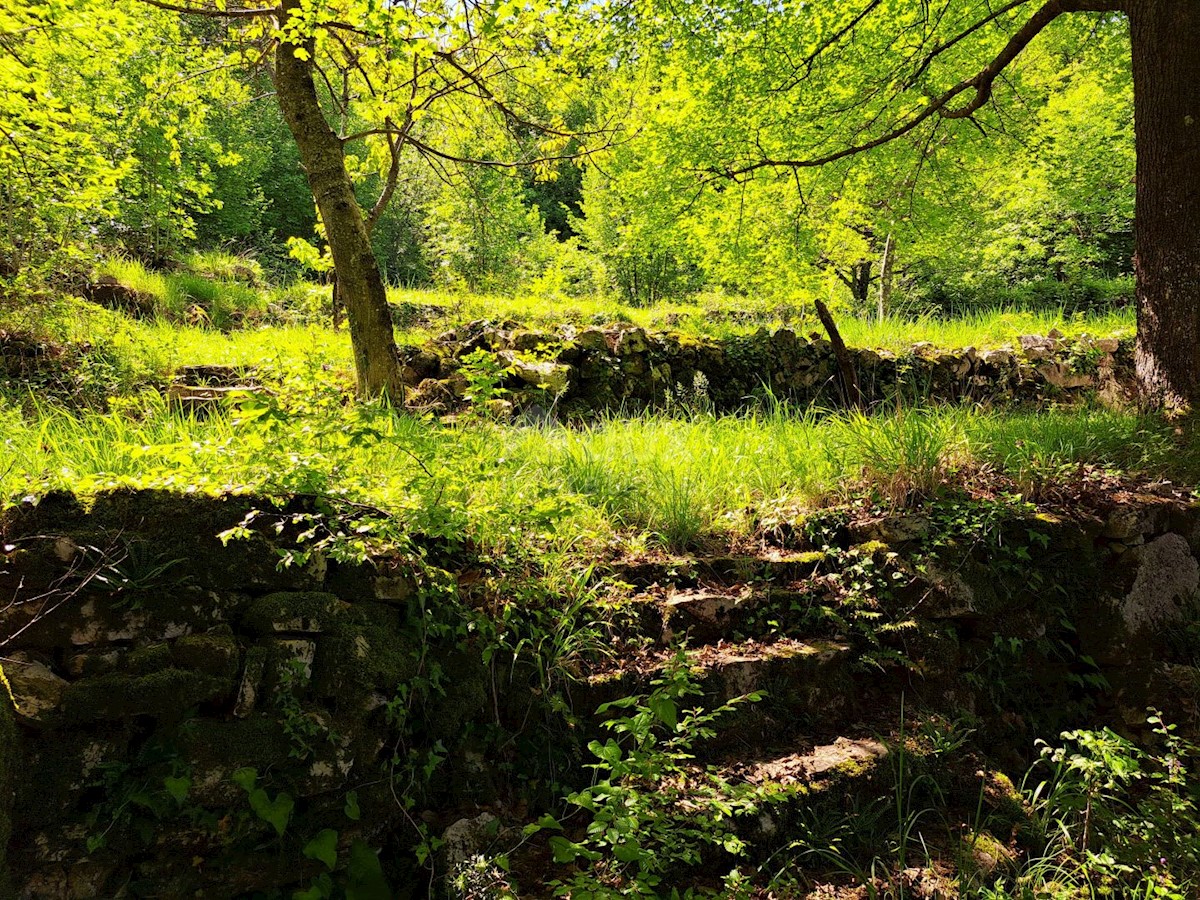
134, 0, 276, 18
714, 0, 1129, 179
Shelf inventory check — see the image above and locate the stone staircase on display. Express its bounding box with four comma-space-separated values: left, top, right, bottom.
165, 364, 260, 414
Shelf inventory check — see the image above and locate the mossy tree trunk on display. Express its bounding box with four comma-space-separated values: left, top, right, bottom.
271, 0, 402, 402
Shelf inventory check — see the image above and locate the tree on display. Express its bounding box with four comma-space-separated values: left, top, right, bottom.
642, 0, 1196, 410
129, 0, 599, 400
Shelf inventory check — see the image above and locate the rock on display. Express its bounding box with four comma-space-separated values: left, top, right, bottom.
174, 364, 256, 387
1095, 337, 1120, 353
408, 377, 455, 412
509, 330, 553, 353
749, 736, 888, 785
52, 537, 78, 562
62, 667, 234, 722
441, 812, 499, 874
4, 652, 68, 725
274, 639, 318, 680
852, 514, 931, 544
661, 588, 753, 643
166, 383, 253, 415
1035, 363, 1093, 390
960, 830, 1017, 877
172, 633, 241, 679
83, 276, 155, 318
233, 654, 266, 719
483, 398, 514, 421
244, 592, 347, 635
1019, 334, 1055, 360
398, 349, 441, 386
510, 358, 572, 395
803, 737, 888, 779
573, 328, 611, 353
614, 327, 650, 356
1103, 502, 1172, 541
980, 349, 1014, 367
1117, 533, 1198, 635
374, 569, 415, 603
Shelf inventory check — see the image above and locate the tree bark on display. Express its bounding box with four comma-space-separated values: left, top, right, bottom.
815, 297, 863, 409
1129, 0, 1200, 412
272, 0, 402, 401
878, 233, 894, 323
850, 260, 872, 308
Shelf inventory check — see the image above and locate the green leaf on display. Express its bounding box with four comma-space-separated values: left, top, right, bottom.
303, 829, 339, 871
613, 841, 643, 863
163, 775, 191, 804
294, 873, 334, 900
548, 835, 581, 863
345, 840, 391, 900
344, 790, 361, 820
248, 788, 293, 837
648, 695, 678, 729
231, 766, 257, 792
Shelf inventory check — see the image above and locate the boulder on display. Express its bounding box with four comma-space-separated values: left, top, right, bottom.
510, 358, 572, 395
4, 652, 67, 726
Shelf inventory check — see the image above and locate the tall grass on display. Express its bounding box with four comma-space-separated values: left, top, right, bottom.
381, 284, 1135, 350
1, 396, 1191, 553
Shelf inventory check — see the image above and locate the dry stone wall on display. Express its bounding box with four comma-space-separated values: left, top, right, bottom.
399, 322, 1132, 417
0, 488, 1197, 896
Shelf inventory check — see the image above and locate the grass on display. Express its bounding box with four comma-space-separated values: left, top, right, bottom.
382, 284, 1135, 350
0, 382, 1191, 554
83, 258, 1137, 356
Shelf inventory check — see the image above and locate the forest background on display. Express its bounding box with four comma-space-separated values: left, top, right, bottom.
0, 0, 1134, 318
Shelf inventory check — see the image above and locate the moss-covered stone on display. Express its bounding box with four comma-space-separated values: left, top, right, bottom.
242, 591, 347, 636
62, 668, 234, 723
176, 715, 295, 805
124, 641, 174, 675
312, 624, 419, 697
0, 663, 16, 898
172, 633, 241, 679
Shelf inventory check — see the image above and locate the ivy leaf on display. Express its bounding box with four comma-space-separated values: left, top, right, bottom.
248, 788, 293, 837
303, 828, 339, 871
163, 775, 191, 804
231, 767, 257, 792
343, 790, 361, 821
345, 840, 391, 900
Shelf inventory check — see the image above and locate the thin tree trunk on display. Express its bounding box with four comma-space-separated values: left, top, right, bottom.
878, 233, 894, 322
272, 0, 402, 401
1129, 0, 1200, 412
815, 297, 863, 408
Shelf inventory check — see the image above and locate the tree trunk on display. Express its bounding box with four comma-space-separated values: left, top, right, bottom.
1129, 0, 1200, 412
850, 260, 873, 307
272, 0, 402, 401
878, 233, 894, 323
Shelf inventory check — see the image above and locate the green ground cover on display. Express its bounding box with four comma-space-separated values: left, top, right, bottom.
2, 385, 1191, 556
75, 259, 1135, 377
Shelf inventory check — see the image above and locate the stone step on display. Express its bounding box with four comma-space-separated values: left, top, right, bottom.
166, 383, 262, 415
658, 585, 820, 645
603, 551, 826, 591
173, 364, 259, 387
578, 637, 855, 740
